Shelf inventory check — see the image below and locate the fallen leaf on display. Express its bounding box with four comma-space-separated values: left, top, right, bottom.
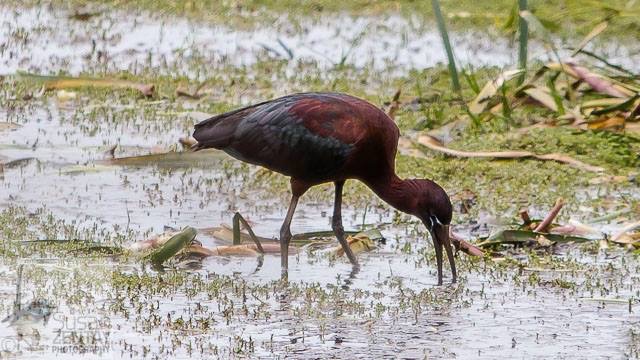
524, 86, 558, 111
536, 235, 554, 247
331, 233, 377, 257
16, 72, 154, 97
209, 245, 260, 256
549, 220, 599, 236
587, 116, 625, 130
581, 98, 628, 109
98, 148, 225, 168
185, 243, 292, 258
61, 164, 115, 175
611, 233, 640, 245
550, 62, 634, 98
201, 224, 273, 245
468, 69, 523, 114
612, 221, 640, 243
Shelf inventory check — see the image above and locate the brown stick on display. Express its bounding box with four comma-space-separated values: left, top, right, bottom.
414, 135, 605, 173
534, 198, 565, 233
519, 209, 531, 225
449, 231, 484, 257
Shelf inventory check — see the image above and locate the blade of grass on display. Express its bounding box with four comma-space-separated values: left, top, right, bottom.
576, 49, 636, 76
517, 0, 528, 85
461, 67, 480, 94
431, 0, 460, 93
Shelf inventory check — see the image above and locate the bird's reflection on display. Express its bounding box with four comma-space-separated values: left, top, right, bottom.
340, 263, 360, 290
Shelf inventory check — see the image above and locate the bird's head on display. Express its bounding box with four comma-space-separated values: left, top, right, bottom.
407, 179, 456, 285
408, 179, 452, 228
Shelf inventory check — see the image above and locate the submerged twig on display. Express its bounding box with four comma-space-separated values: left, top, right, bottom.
233, 212, 264, 254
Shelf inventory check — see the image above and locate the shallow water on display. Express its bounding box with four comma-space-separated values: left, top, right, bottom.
0, 4, 639, 359
0, 95, 638, 359
1, 5, 638, 77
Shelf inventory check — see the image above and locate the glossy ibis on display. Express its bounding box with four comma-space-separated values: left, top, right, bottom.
192, 92, 456, 284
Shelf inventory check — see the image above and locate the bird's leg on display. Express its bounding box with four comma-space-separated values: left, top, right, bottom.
333, 181, 359, 267
280, 195, 299, 280
430, 229, 444, 286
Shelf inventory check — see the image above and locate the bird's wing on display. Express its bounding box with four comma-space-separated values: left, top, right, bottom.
192, 94, 361, 179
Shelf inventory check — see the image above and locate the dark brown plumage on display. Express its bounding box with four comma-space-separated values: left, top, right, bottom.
193, 92, 456, 284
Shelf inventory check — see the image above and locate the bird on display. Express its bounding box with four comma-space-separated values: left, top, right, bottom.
192, 92, 456, 285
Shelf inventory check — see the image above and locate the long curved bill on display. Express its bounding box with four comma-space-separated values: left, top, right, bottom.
426, 222, 457, 285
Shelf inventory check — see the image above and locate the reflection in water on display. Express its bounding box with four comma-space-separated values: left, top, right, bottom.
340, 264, 361, 291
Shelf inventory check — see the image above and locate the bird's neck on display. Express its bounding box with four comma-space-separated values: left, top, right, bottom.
365, 173, 418, 215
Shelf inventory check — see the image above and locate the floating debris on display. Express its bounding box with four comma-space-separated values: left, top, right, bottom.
15, 71, 155, 97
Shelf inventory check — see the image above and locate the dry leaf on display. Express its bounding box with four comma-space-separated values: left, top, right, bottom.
469, 69, 523, 114
612, 221, 640, 243
201, 224, 273, 245
524, 86, 558, 111
557, 63, 634, 98
536, 235, 554, 247
331, 234, 377, 257
587, 116, 625, 130
17, 72, 154, 97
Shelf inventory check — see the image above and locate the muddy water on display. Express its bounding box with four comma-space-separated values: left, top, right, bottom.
0, 4, 639, 360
